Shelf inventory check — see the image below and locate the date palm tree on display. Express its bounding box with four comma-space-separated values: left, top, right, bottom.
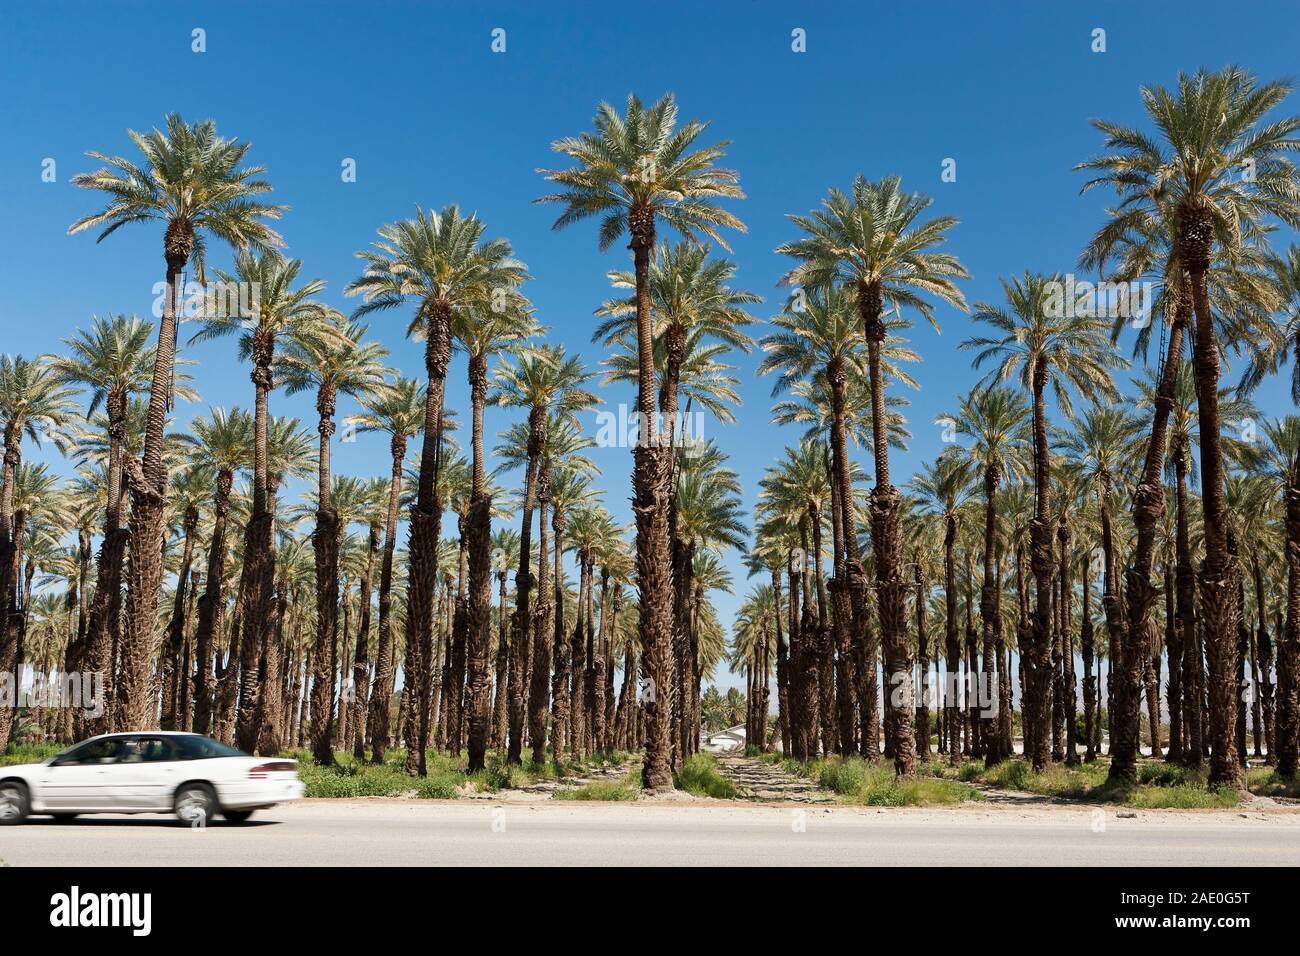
277, 313, 389, 763
778, 175, 968, 776
1077, 67, 1300, 787
347, 204, 526, 776
191, 251, 333, 754
491, 344, 597, 764
183, 408, 254, 735
346, 378, 426, 763
47, 315, 193, 733
69, 114, 285, 731
963, 272, 1122, 769
159, 464, 210, 730
453, 302, 536, 771
538, 93, 745, 790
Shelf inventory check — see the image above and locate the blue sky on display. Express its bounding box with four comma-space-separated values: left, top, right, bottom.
2, 1, 1297, 689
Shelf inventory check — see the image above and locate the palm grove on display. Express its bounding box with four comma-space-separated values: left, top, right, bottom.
2, 68, 1299, 796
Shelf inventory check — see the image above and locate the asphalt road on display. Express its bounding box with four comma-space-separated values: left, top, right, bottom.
3, 799, 1298, 866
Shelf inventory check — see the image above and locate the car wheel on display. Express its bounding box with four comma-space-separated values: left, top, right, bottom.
50, 813, 78, 824
0, 781, 30, 825
223, 809, 255, 824
174, 783, 217, 827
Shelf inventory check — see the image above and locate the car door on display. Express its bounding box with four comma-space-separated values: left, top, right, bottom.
112, 736, 183, 810
38, 738, 123, 811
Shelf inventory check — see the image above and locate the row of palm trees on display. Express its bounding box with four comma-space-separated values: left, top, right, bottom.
2, 67, 1299, 794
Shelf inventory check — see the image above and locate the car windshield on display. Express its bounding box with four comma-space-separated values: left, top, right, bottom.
173, 735, 246, 759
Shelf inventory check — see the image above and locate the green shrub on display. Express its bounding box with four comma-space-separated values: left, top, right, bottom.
674, 754, 736, 799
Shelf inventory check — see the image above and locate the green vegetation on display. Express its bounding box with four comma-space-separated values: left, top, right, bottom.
0, 742, 61, 767
817, 756, 983, 807
674, 753, 737, 799
939, 758, 1241, 809
553, 770, 642, 801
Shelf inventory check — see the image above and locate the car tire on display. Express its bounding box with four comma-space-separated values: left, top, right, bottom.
50, 813, 78, 824
223, 809, 255, 824
174, 783, 217, 828
0, 780, 30, 825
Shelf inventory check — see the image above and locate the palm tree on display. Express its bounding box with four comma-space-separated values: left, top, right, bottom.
909, 452, 973, 766
159, 465, 210, 730
277, 314, 389, 763
348, 204, 526, 776
0, 356, 76, 741
1077, 67, 1300, 787
69, 114, 285, 732
539, 93, 745, 790
963, 272, 1122, 770
489, 525, 521, 750
778, 175, 969, 776
190, 251, 333, 754
346, 378, 425, 763
184, 408, 254, 735
453, 301, 536, 771
491, 344, 597, 764
48, 315, 191, 734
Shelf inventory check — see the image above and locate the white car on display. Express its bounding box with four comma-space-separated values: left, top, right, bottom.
0, 731, 304, 826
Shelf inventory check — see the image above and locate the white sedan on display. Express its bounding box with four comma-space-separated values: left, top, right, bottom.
0, 731, 304, 826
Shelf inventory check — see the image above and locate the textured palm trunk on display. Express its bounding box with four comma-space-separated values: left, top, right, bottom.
447, 525, 469, 755
404, 306, 451, 776
1278, 445, 1300, 778
254, 579, 288, 756
942, 517, 961, 766
350, 523, 379, 761
82, 389, 129, 735
160, 505, 198, 729
1081, 553, 1097, 762
191, 469, 233, 734
1059, 518, 1079, 765
368, 435, 405, 764
1027, 364, 1055, 771
572, 553, 590, 757
979, 466, 1002, 767
1179, 204, 1240, 788
491, 565, 510, 750
1165, 563, 1183, 762
1251, 557, 1275, 766
858, 281, 914, 776
465, 352, 495, 772
1174, 446, 1202, 766
549, 505, 570, 758
527, 461, 553, 765
913, 557, 931, 759
119, 225, 189, 731
507, 413, 543, 765
591, 565, 608, 752
965, 554, 980, 757
628, 207, 675, 791
771, 568, 789, 755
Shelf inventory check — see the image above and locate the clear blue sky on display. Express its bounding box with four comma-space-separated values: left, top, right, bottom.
2, 1, 1296, 689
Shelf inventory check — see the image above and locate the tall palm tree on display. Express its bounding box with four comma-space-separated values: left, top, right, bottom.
182, 408, 254, 735
1077, 67, 1300, 787
491, 344, 597, 764
69, 114, 285, 731
278, 314, 389, 763
963, 272, 1122, 770
346, 378, 426, 763
453, 302, 535, 771
191, 251, 333, 754
348, 204, 526, 776
159, 464, 210, 730
539, 93, 745, 790
909, 452, 973, 766
0, 356, 77, 742
47, 316, 191, 734
489, 525, 521, 750
778, 175, 968, 776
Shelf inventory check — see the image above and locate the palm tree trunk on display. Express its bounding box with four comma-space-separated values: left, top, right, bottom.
629, 207, 675, 791
368, 436, 405, 763
351, 523, 379, 760
1027, 366, 1054, 771
404, 304, 452, 776
465, 352, 495, 772
507, 413, 543, 764
527, 460, 554, 765
191, 469, 233, 734
859, 283, 913, 776
1180, 205, 1240, 787
160, 506, 198, 729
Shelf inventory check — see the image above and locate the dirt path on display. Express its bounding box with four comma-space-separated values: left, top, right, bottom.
499, 757, 639, 801
714, 752, 835, 804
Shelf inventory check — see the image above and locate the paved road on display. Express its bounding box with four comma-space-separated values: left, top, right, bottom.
2, 799, 1297, 866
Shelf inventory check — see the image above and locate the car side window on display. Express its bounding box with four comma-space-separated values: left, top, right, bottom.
56, 738, 122, 766
120, 737, 179, 763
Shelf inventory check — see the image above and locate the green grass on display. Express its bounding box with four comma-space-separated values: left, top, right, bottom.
553, 769, 642, 801
1246, 767, 1300, 799
946, 757, 1242, 809
0, 742, 61, 767
290, 749, 466, 799
674, 753, 736, 799
816, 756, 984, 806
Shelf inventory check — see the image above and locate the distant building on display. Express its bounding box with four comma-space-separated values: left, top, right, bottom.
700, 724, 746, 753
